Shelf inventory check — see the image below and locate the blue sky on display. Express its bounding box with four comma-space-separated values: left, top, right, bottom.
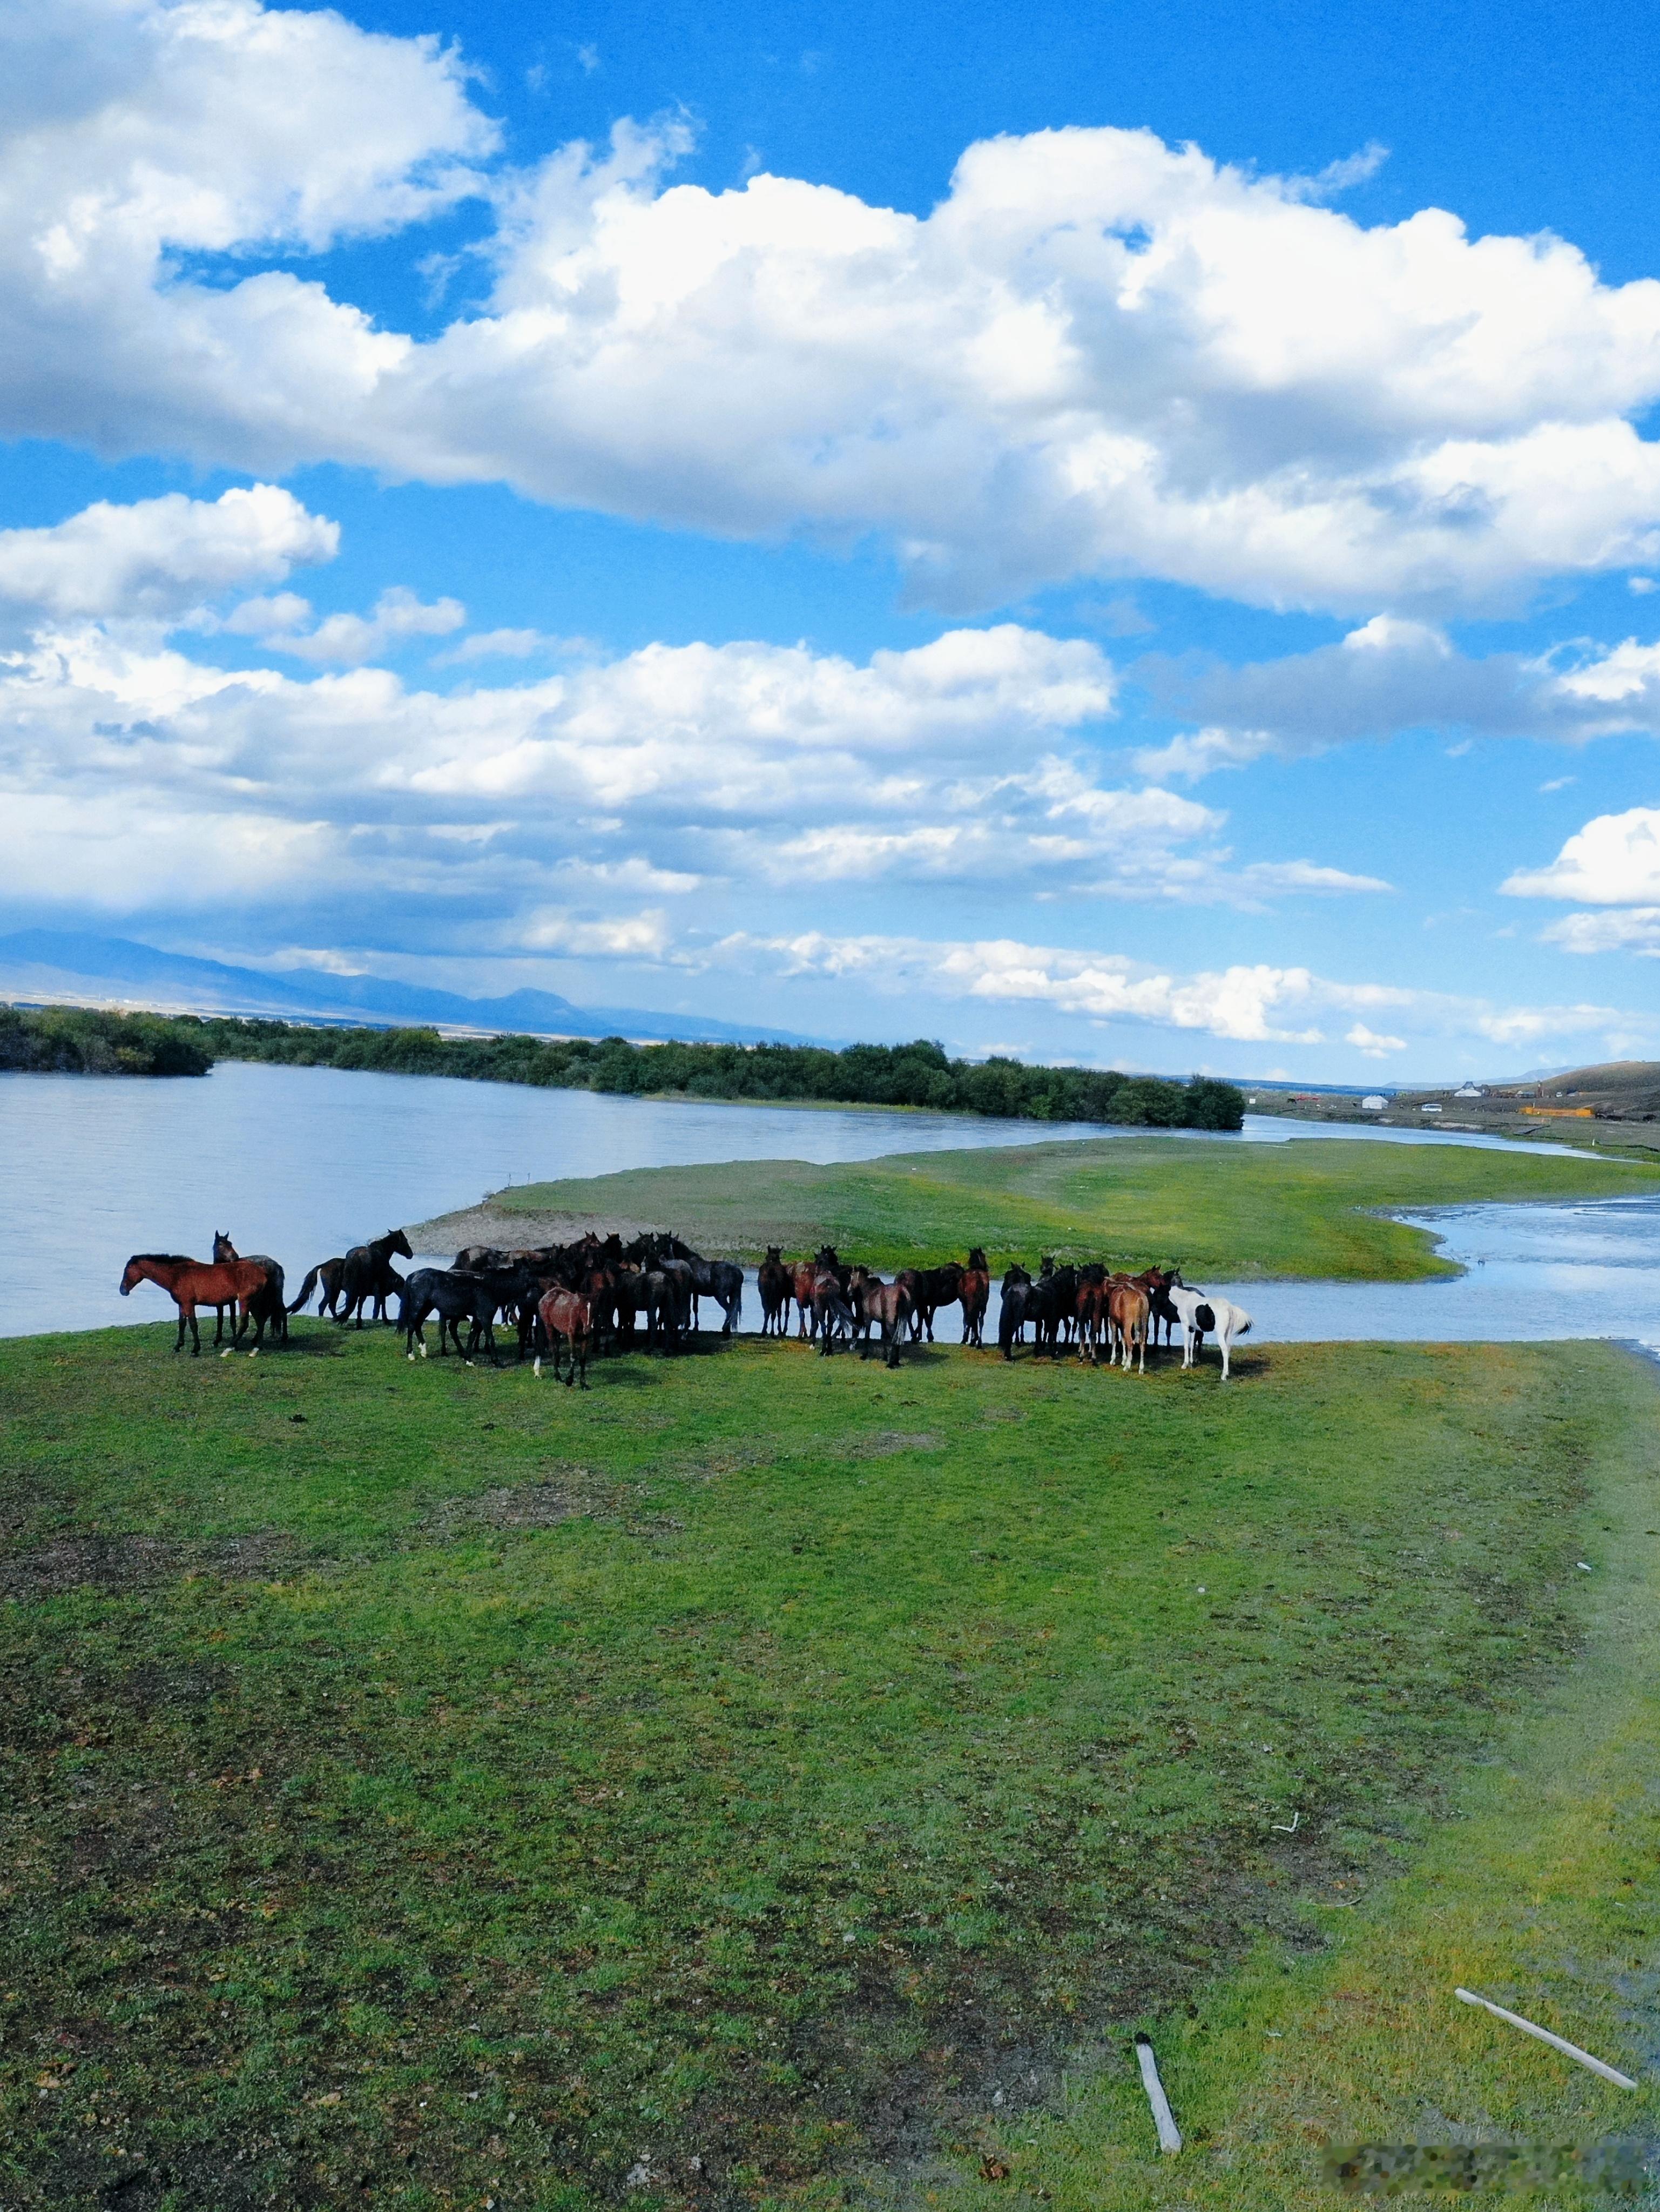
7, 0, 1660, 1077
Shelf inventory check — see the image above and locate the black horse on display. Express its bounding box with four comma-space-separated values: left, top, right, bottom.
686, 1254, 744, 1333
292, 1230, 413, 1325
998, 1273, 1033, 1360
399, 1265, 527, 1364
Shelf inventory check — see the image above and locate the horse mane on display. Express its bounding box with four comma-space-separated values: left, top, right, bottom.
131, 1252, 195, 1264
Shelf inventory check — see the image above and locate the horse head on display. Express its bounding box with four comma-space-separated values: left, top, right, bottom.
119, 1256, 145, 1296
390, 1228, 415, 1259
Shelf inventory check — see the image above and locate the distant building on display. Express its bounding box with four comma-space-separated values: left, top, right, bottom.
1361, 1094, 1387, 1111
1454, 1082, 1486, 1099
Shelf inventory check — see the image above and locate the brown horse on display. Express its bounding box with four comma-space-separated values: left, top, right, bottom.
1106, 1277, 1150, 1372
789, 1260, 821, 1337
959, 1248, 990, 1346
534, 1287, 593, 1388
791, 1247, 845, 1339
847, 1267, 912, 1368
120, 1253, 274, 1355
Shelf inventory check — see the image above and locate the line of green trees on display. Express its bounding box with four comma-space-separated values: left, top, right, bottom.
10, 1005, 1243, 1128
0, 1004, 214, 1076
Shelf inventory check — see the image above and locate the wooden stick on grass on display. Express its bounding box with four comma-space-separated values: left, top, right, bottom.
1135, 2034, 1182, 2153
1453, 1988, 1637, 2089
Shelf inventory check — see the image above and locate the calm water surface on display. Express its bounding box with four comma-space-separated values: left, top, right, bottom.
0, 1060, 1122, 1337
0, 1057, 1636, 1342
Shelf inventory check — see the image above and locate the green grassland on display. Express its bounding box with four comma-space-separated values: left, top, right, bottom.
470, 1132, 1659, 1280
3, 1322, 1657, 2209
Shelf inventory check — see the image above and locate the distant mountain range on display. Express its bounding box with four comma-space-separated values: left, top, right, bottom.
0, 929, 828, 1048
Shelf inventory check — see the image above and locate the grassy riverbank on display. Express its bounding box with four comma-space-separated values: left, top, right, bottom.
422, 1132, 1659, 1281
2, 1325, 1655, 2208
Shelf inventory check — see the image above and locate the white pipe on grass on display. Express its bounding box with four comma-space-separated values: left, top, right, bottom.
1134, 2034, 1182, 2153
1453, 1988, 1637, 2089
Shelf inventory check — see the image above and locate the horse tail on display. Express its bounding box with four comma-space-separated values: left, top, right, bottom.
288, 1266, 321, 1314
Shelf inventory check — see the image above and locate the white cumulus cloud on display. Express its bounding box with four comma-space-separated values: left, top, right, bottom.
249, 585, 469, 664
8, 18, 1660, 611
0, 484, 335, 625
705, 927, 1642, 1055
1502, 806, 1660, 905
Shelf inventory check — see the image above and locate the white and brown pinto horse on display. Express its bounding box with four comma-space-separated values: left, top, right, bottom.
1168, 1285, 1252, 1379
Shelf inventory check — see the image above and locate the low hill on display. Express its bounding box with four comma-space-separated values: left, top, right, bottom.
1493, 1058, 1660, 1116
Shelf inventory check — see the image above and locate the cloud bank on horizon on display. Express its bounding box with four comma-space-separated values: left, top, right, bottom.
5, 0, 1660, 1076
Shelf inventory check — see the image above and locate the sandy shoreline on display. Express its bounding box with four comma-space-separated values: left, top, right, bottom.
405, 1201, 670, 1253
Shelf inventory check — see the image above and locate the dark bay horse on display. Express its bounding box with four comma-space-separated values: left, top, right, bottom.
289, 1255, 345, 1318
212, 1233, 288, 1345
960, 1249, 990, 1346
1133, 1265, 1183, 1349
120, 1254, 274, 1355
902, 1261, 964, 1343
757, 1247, 791, 1337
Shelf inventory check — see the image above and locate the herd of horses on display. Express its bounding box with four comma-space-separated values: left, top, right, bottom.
117, 1229, 1253, 1386
757, 1246, 1251, 1378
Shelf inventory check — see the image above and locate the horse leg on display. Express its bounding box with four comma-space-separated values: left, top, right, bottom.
187, 1303, 201, 1356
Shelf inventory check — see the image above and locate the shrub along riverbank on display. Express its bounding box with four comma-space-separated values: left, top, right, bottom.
0, 1004, 212, 1077
0, 1002, 1246, 1128
2, 1328, 1654, 2208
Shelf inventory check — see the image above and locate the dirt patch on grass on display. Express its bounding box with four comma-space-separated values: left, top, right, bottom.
0, 1530, 294, 1602
420, 1462, 634, 1538
446, 1477, 596, 1531
851, 1430, 942, 1458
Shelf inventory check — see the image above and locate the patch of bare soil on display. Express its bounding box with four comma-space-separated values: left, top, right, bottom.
0, 1530, 295, 1602
420, 1464, 631, 1539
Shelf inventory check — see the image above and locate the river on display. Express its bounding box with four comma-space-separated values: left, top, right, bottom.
0, 1057, 1639, 1345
